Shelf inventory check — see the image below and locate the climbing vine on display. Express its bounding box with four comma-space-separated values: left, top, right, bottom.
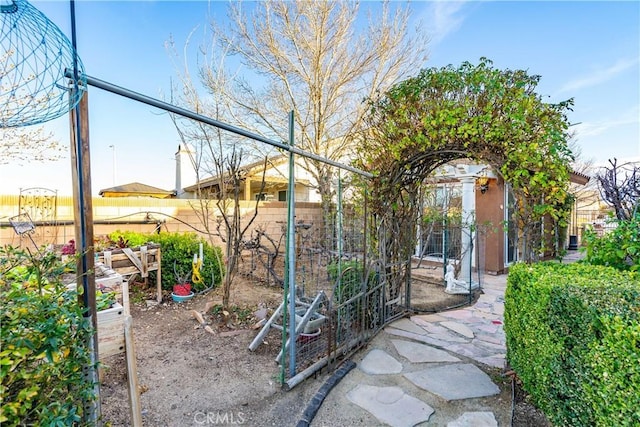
359, 58, 575, 262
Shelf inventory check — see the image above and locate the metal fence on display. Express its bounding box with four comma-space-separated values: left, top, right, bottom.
410, 219, 484, 312
243, 173, 490, 387
279, 172, 401, 387
417, 220, 462, 261
569, 209, 617, 246
243, 163, 410, 388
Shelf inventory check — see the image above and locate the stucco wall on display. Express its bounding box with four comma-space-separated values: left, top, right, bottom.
475, 177, 507, 275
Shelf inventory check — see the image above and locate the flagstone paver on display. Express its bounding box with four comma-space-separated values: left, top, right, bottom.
429, 332, 469, 343
475, 334, 504, 346
447, 411, 498, 427
439, 310, 474, 320
404, 363, 500, 400
440, 321, 475, 339
476, 355, 506, 369
346, 384, 434, 427
387, 318, 428, 335
316, 254, 588, 426
411, 313, 448, 323
329, 272, 520, 425
391, 339, 461, 363
385, 327, 464, 349
358, 349, 403, 375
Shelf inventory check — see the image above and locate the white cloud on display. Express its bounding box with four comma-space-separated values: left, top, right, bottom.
573, 105, 639, 138
558, 57, 639, 93
421, 1, 469, 46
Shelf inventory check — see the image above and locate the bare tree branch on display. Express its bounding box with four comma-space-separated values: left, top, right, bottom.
597, 158, 640, 220
0, 127, 64, 165
206, 0, 428, 209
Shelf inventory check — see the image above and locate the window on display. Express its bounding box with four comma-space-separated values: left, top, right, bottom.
417, 183, 462, 259
278, 190, 287, 202
505, 186, 517, 264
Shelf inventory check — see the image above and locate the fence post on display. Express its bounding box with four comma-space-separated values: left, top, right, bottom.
286, 111, 297, 378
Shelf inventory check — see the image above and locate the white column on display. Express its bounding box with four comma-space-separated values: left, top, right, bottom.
459, 176, 476, 284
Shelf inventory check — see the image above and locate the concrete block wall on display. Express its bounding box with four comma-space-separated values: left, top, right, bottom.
0, 195, 323, 252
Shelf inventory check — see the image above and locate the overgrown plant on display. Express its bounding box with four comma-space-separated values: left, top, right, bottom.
0, 245, 97, 425
582, 212, 640, 272
361, 58, 574, 264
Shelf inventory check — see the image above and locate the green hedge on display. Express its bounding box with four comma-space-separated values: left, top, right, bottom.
108, 231, 224, 292
505, 262, 640, 426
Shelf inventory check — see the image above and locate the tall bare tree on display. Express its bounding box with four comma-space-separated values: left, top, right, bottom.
194, 0, 428, 211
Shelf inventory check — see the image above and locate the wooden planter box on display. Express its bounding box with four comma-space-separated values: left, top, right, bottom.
97, 244, 162, 302
96, 265, 127, 360
67, 264, 128, 360
97, 302, 125, 358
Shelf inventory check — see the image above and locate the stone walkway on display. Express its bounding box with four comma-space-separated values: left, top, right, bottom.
314, 273, 511, 426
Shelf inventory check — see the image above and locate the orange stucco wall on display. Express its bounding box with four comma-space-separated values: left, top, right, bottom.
475, 177, 507, 275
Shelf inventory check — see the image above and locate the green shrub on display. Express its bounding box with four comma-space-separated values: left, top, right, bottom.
582, 315, 640, 426
327, 260, 364, 303
327, 260, 364, 282
108, 231, 224, 292
0, 246, 97, 426
505, 262, 640, 426
504, 263, 561, 404
327, 260, 382, 303
583, 213, 640, 272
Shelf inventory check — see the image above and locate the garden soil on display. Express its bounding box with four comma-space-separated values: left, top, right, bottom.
100, 276, 549, 426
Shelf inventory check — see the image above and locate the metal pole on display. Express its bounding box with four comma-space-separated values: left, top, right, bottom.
443, 215, 448, 278
337, 172, 343, 271
109, 144, 116, 185
287, 111, 297, 378
64, 72, 374, 179
69, 1, 100, 423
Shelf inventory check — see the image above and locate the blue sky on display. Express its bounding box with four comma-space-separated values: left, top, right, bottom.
1, 0, 638, 196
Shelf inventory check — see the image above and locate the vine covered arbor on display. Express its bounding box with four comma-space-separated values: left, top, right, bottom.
359, 58, 575, 268
278, 60, 576, 384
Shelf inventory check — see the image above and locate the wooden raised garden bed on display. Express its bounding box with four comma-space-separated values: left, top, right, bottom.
67, 263, 128, 359
97, 244, 162, 302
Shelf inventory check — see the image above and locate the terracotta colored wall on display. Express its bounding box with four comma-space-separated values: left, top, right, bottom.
475, 178, 506, 275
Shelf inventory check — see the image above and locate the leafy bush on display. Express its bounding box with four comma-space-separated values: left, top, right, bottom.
0, 246, 97, 425
582, 212, 640, 272
327, 260, 364, 282
327, 260, 381, 304
505, 262, 640, 426
328, 260, 364, 303
108, 231, 224, 292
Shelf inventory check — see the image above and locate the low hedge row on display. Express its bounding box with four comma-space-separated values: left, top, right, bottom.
505, 262, 640, 426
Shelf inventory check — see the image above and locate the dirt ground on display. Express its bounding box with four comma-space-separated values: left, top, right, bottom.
100, 275, 549, 426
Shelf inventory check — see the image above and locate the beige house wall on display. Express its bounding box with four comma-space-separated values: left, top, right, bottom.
0, 195, 323, 251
